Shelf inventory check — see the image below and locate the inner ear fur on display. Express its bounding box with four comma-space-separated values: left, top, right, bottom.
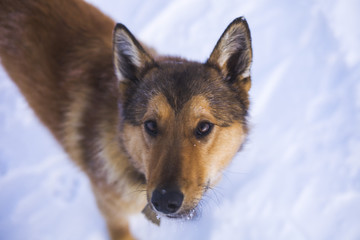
207, 17, 252, 92
113, 23, 154, 83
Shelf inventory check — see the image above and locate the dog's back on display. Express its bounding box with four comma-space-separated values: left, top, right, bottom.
0, 0, 115, 141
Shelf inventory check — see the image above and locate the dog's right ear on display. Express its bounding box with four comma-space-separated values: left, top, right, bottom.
113, 24, 154, 83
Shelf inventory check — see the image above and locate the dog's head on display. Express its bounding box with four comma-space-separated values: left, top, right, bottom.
113, 17, 252, 219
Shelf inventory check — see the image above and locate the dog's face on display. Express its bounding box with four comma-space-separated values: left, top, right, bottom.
113, 17, 252, 218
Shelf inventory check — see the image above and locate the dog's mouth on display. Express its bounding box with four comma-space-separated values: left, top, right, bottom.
154, 207, 199, 224
162, 206, 198, 220
142, 202, 199, 225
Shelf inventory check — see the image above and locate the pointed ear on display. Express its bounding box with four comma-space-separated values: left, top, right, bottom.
207, 17, 252, 91
113, 23, 154, 83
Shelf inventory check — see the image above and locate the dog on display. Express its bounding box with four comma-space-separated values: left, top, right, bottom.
0, 0, 252, 239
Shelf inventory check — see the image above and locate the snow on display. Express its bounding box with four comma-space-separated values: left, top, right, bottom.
1, 0, 359, 239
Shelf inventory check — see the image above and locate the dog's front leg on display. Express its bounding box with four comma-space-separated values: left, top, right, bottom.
97, 197, 135, 240
91, 185, 140, 240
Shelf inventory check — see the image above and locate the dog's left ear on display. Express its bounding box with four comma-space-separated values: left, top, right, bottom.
207, 17, 252, 92
113, 23, 154, 83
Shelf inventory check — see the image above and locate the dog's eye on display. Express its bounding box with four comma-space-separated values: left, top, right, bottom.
144, 120, 158, 137
195, 121, 214, 138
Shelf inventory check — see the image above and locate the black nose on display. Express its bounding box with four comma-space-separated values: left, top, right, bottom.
151, 187, 184, 214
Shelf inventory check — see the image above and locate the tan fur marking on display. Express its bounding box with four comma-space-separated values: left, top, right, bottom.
143, 94, 174, 126
206, 123, 245, 184
143, 94, 175, 181
183, 95, 218, 126
122, 124, 148, 174
179, 96, 246, 212
62, 90, 89, 169
122, 94, 176, 183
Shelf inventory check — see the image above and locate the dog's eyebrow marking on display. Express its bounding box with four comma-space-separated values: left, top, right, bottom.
144, 94, 174, 122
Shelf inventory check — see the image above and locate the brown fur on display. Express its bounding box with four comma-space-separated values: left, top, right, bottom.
0, 0, 252, 239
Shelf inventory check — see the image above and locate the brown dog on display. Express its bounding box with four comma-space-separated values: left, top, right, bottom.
0, 0, 252, 239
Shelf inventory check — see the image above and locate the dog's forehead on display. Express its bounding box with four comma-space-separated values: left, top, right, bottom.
124, 60, 246, 126
146, 61, 220, 111
153, 60, 217, 86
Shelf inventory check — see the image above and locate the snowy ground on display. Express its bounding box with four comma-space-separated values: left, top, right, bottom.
1, 0, 360, 239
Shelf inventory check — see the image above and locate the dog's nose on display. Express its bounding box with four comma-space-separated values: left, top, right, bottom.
151, 187, 184, 214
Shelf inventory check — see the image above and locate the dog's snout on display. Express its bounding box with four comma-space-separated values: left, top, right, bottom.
151, 188, 184, 214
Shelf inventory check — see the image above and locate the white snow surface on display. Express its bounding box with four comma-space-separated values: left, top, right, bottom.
1, 0, 359, 239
